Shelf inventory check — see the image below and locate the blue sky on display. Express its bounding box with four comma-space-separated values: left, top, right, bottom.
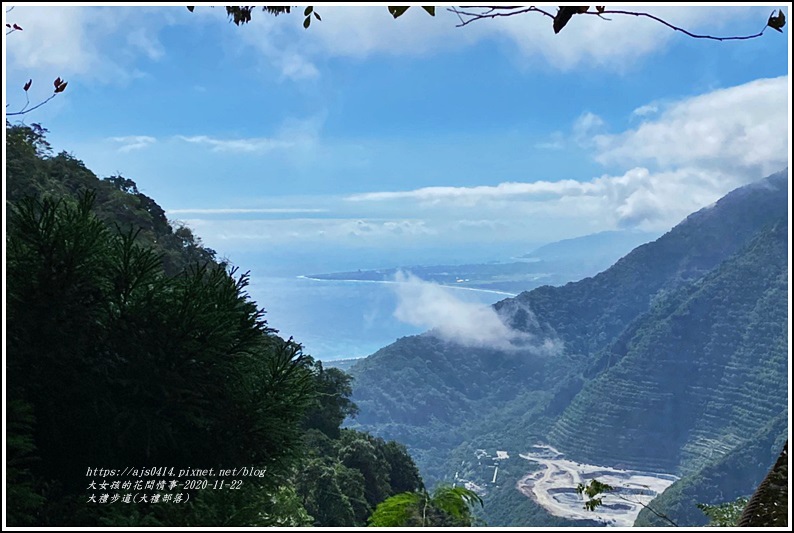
4, 4, 791, 273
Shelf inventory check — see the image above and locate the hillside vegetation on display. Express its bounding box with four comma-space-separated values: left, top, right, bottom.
349, 169, 789, 526
5, 124, 431, 527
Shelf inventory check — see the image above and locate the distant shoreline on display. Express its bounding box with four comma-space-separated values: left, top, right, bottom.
322, 355, 368, 370
297, 275, 518, 297
323, 356, 365, 363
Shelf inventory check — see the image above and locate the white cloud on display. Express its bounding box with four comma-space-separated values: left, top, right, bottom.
125, 26, 166, 61
4, 5, 776, 92
299, 6, 766, 70
277, 52, 321, 81
346, 166, 737, 230
346, 77, 789, 231
167, 208, 328, 215
5, 6, 174, 84
176, 114, 324, 154
177, 134, 295, 153
347, 180, 597, 204
89, 75, 784, 257
222, 5, 474, 81
392, 271, 560, 352
534, 140, 565, 150
594, 76, 789, 179
454, 219, 508, 230
632, 104, 659, 118
483, 5, 766, 71
482, 8, 759, 68
6, 7, 95, 74
179, 217, 438, 248
212, 6, 773, 80
218, 7, 324, 81
573, 112, 606, 144
109, 135, 156, 152
301, 7, 479, 58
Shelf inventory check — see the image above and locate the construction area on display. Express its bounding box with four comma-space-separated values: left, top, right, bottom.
516, 444, 678, 527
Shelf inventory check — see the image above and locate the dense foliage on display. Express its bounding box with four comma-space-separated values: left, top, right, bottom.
6, 124, 217, 276
368, 485, 482, 527
4, 123, 424, 526
697, 497, 748, 527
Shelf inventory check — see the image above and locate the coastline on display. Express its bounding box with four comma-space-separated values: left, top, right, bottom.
297, 275, 518, 297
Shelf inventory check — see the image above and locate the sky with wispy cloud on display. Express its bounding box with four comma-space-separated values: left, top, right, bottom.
4, 4, 791, 274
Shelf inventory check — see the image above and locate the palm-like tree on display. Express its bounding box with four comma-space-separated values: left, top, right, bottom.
368, 485, 484, 527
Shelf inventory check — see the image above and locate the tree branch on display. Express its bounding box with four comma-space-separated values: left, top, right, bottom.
449, 6, 555, 27
594, 9, 770, 41
449, 5, 781, 41
613, 491, 679, 527
7, 94, 58, 117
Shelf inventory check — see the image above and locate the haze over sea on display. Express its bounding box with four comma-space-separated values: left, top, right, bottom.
230, 244, 524, 361
248, 276, 509, 361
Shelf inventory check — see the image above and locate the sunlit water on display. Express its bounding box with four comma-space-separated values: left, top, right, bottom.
247, 276, 511, 361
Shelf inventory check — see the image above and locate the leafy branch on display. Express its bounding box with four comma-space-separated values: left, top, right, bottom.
618, 490, 679, 527
7, 77, 68, 117
448, 6, 787, 39
184, 5, 786, 42
6, 15, 68, 117
576, 478, 614, 512
186, 6, 322, 28
368, 484, 483, 527
697, 497, 748, 527
576, 479, 679, 527
6, 21, 23, 35
388, 6, 436, 19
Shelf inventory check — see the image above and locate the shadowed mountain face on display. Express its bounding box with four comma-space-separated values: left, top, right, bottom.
547, 213, 788, 472
634, 414, 787, 527
348, 169, 789, 525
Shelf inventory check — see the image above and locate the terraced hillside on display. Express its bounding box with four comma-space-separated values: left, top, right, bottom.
547, 215, 788, 473
634, 412, 788, 527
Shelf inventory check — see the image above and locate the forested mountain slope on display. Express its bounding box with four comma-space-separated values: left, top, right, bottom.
634, 412, 787, 527
548, 214, 788, 472
5, 124, 426, 527
349, 169, 789, 525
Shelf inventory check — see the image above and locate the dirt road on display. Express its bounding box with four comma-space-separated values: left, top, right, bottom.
517, 445, 677, 527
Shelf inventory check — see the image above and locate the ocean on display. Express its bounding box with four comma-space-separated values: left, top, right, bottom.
246, 275, 513, 361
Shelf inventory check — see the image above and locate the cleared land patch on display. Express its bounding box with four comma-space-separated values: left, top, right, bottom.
517, 444, 678, 526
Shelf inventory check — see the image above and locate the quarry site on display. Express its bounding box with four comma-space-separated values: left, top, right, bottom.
516, 444, 678, 526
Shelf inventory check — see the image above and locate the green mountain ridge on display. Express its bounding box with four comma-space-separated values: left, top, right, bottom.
349, 169, 789, 526
521, 229, 661, 261
547, 215, 788, 473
